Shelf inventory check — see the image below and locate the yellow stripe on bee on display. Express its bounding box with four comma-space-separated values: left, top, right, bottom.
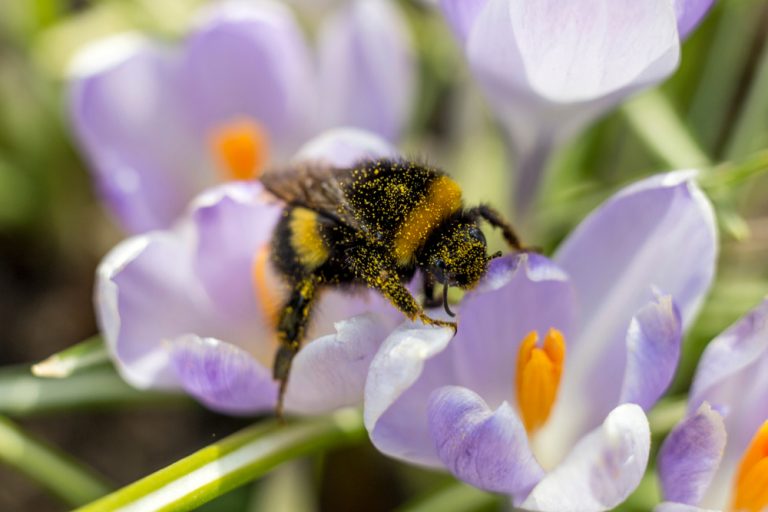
393, 176, 462, 265
289, 208, 329, 270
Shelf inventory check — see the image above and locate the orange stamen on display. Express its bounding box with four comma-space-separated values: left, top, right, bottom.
251, 245, 280, 327
209, 118, 270, 181
731, 420, 768, 512
515, 328, 566, 434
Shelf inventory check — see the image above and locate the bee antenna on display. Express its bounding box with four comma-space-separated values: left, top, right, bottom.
443, 285, 455, 317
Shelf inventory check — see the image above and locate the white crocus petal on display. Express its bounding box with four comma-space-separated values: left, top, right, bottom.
292, 128, 399, 167
521, 404, 650, 512
318, 0, 415, 141
655, 504, 717, 512
364, 322, 456, 466
465, 0, 681, 153
96, 231, 205, 390
538, 170, 716, 464
285, 313, 399, 414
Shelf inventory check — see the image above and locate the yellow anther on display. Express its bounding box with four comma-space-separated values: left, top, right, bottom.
210, 118, 270, 181
515, 328, 566, 434
731, 420, 768, 512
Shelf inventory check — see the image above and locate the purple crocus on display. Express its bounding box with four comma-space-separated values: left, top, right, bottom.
657, 299, 768, 512
69, 0, 414, 234
438, 0, 715, 212
363, 171, 717, 509
95, 129, 402, 415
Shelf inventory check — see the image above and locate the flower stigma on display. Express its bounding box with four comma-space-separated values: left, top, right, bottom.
210, 118, 270, 181
515, 328, 566, 434
731, 420, 768, 512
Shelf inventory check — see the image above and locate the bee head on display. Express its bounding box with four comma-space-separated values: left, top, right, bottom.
420, 217, 489, 289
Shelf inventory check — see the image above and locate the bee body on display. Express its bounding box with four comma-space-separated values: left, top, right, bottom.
263, 159, 523, 416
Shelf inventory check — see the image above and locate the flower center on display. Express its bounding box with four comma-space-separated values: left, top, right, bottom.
731, 420, 768, 512
515, 328, 566, 434
209, 118, 270, 181
251, 245, 281, 326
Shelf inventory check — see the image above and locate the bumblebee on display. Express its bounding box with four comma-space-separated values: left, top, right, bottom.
262, 158, 523, 417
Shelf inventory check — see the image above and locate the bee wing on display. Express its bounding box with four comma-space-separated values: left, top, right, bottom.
260, 162, 361, 230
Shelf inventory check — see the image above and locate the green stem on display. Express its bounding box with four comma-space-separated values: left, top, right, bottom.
700, 149, 768, 190
622, 89, 712, 169
398, 482, 502, 512
0, 365, 188, 416
32, 336, 110, 378
0, 415, 112, 506
724, 34, 768, 159
647, 396, 687, 438
76, 409, 366, 512
687, 1, 765, 152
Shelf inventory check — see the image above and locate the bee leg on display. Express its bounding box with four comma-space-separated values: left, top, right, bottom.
417, 312, 457, 333
348, 250, 457, 333
273, 275, 321, 421
468, 204, 525, 251
421, 273, 442, 309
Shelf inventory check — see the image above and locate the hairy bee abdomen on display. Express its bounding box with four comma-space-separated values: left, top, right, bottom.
271, 206, 330, 278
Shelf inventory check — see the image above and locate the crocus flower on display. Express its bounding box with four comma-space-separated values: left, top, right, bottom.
95, 129, 402, 415
438, 0, 715, 212
656, 299, 768, 512
364, 171, 717, 510
69, 0, 414, 233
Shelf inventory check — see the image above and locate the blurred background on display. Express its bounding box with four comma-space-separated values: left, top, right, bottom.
0, 0, 767, 510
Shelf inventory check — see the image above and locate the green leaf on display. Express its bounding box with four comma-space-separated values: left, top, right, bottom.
398, 482, 502, 512
31, 336, 110, 378
0, 415, 112, 506
724, 36, 768, 159
687, 1, 765, 153
76, 409, 366, 512
0, 365, 188, 416
622, 89, 711, 169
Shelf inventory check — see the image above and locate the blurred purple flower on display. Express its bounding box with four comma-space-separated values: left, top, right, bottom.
95, 129, 402, 415
657, 299, 768, 512
69, 0, 415, 233
438, 0, 715, 212
364, 171, 717, 509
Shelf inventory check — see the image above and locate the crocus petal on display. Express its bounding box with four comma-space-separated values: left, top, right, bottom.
292, 128, 399, 168
96, 232, 213, 389
619, 294, 682, 410
169, 334, 275, 415
452, 253, 575, 409
285, 313, 399, 414
191, 181, 282, 323
428, 386, 543, 496
506, 0, 680, 102
689, 299, 768, 420
69, 35, 206, 233
657, 403, 726, 506
655, 503, 717, 512
674, 0, 716, 39
182, 0, 316, 159
96, 182, 281, 391
686, 299, 768, 508
438, 0, 488, 46
365, 322, 457, 467
540, 171, 717, 460
465, 0, 680, 152
318, 0, 415, 141
521, 404, 650, 512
